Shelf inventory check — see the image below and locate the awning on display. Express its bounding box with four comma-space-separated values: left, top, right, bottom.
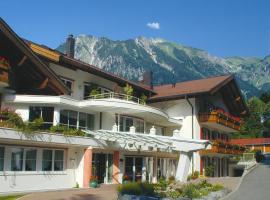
84, 130, 209, 153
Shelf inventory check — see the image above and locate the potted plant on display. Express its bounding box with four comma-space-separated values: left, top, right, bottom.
122, 174, 130, 184
89, 176, 98, 188
124, 83, 134, 100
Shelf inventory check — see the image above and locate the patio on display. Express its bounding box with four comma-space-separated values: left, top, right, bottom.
19, 184, 118, 200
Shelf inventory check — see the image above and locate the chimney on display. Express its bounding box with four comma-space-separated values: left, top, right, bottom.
141, 71, 153, 89
66, 34, 75, 58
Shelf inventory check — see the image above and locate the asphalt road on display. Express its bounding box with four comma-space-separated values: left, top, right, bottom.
225, 155, 270, 200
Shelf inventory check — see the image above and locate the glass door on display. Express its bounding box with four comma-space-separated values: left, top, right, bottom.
92, 153, 113, 184
124, 157, 134, 181
135, 157, 143, 181
125, 157, 143, 182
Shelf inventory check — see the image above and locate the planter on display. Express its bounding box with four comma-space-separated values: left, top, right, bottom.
122, 180, 130, 184
89, 180, 98, 188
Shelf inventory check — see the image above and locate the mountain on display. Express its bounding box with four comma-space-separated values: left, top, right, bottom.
57, 35, 270, 98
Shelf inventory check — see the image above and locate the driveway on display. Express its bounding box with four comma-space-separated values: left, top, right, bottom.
20, 184, 118, 200
225, 155, 270, 200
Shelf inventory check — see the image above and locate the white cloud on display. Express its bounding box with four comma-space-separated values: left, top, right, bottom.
147, 22, 160, 30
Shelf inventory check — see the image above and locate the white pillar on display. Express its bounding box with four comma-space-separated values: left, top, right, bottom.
152, 156, 158, 183
53, 107, 60, 126
175, 152, 192, 182
142, 157, 147, 182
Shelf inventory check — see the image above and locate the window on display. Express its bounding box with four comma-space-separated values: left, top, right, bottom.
25, 149, 37, 171
42, 150, 53, 171
119, 116, 133, 132
11, 148, 23, 171
116, 115, 144, 133
60, 110, 77, 129
54, 150, 64, 171
42, 149, 64, 171
29, 106, 54, 128
79, 113, 95, 130
84, 82, 111, 99
60, 110, 95, 130
134, 119, 144, 133
0, 147, 4, 171
61, 77, 73, 93
10, 148, 37, 171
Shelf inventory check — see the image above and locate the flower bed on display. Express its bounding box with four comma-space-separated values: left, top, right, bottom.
117, 179, 226, 200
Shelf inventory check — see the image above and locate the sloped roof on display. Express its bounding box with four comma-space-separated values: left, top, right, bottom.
150, 75, 233, 101
24, 40, 155, 95
150, 75, 248, 117
231, 138, 270, 145
0, 17, 69, 95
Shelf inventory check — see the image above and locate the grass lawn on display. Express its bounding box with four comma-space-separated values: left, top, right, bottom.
0, 195, 24, 200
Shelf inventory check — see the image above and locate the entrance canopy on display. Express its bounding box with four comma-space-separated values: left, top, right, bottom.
84, 130, 209, 153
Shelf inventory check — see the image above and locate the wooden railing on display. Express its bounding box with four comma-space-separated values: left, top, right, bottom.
199, 111, 242, 131
200, 140, 246, 155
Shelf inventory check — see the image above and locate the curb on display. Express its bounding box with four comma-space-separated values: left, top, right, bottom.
220, 163, 259, 200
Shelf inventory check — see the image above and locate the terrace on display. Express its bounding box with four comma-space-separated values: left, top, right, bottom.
200, 140, 246, 155
84, 92, 146, 105
199, 109, 243, 131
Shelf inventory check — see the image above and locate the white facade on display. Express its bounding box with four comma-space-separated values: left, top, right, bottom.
0, 52, 210, 194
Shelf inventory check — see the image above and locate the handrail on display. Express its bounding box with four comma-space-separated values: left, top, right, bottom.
199, 112, 242, 131
84, 92, 146, 105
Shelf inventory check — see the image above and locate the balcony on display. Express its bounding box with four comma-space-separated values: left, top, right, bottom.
0, 56, 9, 87
199, 110, 243, 131
84, 92, 146, 105
4, 94, 181, 127
200, 140, 246, 155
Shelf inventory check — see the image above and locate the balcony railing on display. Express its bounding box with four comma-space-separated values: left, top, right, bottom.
200, 140, 246, 155
84, 92, 146, 105
199, 110, 242, 131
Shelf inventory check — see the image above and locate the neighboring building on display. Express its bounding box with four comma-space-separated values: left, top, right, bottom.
231, 138, 270, 154
0, 18, 246, 194
148, 75, 248, 177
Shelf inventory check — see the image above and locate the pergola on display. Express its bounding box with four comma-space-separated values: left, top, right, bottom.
84, 130, 209, 182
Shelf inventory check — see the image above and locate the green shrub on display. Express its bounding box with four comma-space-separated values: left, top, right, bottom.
124, 83, 134, 96
28, 118, 44, 131
198, 180, 212, 189
192, 171, 199, 179
49, 125, 85, 136
205, 165, 214, 177
155, 178, 168, 190
90, 88, 100, 96
117, 182, 155, 196
211, 184, 224, 191
6, 111, 24, 128
199, 187, 211, 197
167, 190, 182, 199
140, 93, 147, 104
182, 183, 201, 199
49, 125, 67, 133
168, 176, 175, 183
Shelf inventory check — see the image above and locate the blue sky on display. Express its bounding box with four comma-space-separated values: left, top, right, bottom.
1, 0, 270, 57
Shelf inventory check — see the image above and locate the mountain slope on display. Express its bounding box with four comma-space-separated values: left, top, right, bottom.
57, 35, 269, 98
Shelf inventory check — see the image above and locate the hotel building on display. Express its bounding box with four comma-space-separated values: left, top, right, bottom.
0, 18, 246, 194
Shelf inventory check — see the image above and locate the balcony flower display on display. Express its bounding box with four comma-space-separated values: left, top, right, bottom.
0, 56, 10, 70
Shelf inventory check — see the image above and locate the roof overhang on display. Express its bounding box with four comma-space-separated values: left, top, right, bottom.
0, 18, 69, 95
84, 130, 209, 153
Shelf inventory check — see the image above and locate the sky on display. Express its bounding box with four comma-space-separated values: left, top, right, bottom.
1, 0, 270, 57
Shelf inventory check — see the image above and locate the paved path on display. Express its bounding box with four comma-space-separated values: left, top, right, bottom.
20, 184, 118, 200
225, 155, 270, 200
